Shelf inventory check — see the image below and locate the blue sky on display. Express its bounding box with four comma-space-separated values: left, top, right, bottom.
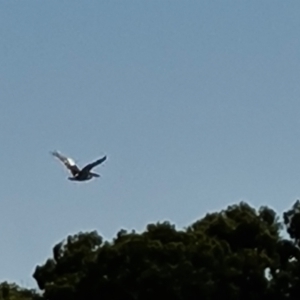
1, 1, 300, 288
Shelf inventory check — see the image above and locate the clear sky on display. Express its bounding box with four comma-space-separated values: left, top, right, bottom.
1, 1, 300, 288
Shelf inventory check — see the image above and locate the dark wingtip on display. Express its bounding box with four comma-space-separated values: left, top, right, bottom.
50, 150, 59, 157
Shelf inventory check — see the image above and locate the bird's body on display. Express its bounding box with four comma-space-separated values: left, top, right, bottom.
51, 151, 107, 181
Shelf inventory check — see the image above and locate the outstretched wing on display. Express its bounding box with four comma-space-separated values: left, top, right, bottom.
81, 155, 107, 173
51, 151, 81, 176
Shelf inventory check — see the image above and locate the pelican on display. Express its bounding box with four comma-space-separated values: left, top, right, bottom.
51, 150, 107, 181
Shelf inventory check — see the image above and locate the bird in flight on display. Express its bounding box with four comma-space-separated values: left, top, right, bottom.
51, 150, 107, 181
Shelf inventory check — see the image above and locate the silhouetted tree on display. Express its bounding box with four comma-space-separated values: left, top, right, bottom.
0, 282, 42, 300
33, 201, 300, 300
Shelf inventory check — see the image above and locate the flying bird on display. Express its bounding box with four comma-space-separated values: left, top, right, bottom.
51, 150, 107, 181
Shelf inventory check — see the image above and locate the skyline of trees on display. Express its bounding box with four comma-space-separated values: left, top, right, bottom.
2, 200, 300, 299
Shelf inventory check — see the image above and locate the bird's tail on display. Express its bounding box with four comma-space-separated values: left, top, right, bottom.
90, 172, 100, 177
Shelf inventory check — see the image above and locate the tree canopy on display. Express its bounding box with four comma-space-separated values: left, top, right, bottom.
3, 200, 300, 299
0, 282, 42, 300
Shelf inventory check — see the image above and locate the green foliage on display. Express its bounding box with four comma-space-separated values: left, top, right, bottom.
4, 200, 300, 299
32, 201, 300, 300
0, 282, 42, 300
